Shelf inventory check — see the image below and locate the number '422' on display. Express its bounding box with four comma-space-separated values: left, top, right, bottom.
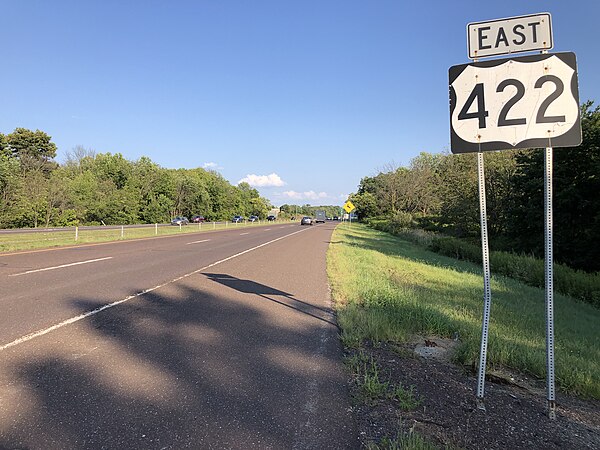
458, 76, 566, 129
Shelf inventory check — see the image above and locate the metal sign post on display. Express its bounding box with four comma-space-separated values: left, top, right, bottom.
545, 146, 557, 419
475, 151, 493, 410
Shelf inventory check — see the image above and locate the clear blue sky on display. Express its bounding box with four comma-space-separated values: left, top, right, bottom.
2, 1, 598, 206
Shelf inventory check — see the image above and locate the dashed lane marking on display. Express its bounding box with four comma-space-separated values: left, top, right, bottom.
187, 239, 210, 245
9, 257, 114, 277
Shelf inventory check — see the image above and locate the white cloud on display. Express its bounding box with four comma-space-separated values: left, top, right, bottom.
282, 190, 328, 200
203, 162, 219, 169
238, 173, 285, 187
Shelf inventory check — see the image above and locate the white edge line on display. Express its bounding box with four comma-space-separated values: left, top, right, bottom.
9, 257, 114, 277
0, 227, 311, 351
239, 232, 250, 235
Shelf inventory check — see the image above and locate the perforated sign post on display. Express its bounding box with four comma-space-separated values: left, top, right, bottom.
449, 12, 581, 419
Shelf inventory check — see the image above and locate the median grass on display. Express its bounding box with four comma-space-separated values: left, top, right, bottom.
327, 224, 600, 399
0, 220, 284, 253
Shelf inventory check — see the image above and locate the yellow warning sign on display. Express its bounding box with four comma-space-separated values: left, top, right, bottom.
343, 200, 356, 213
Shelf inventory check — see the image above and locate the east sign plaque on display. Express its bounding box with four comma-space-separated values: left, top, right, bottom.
449, 52, 581, 153
467, 13, 553, 59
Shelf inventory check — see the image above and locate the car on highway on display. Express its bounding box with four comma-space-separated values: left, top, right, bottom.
315, 210, 326, 224
267, 215, 276, 221
248, 215, 259, 222
300, 216, 313, 226
232, 215, 244, 223
171, 216, 189, 225
191, 215, 205, 223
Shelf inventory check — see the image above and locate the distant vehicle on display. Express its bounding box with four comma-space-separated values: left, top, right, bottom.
267, 215, 276, 221
333, 216, 339, 221
300, 216, 313, 226
248, 215, 259, 222
315, 210, 326, 223
191, 215, 205, 223
232, 215, 244, 223
171, 216, 189, 226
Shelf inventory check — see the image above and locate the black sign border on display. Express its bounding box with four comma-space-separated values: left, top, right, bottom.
449, 52, 582, 154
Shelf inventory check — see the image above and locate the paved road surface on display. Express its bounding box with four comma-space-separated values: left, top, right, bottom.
0, 222, 357, 449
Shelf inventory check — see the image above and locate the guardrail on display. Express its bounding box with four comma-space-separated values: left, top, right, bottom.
0, 219, 290, 253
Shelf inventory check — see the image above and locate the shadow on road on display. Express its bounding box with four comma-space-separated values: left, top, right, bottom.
0, 279, 356, 449
204, 273, 339, 328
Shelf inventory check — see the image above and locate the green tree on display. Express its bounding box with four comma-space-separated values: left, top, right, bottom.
0, 154, 22, 227
436, 153, 479, 237
5, 128, 58, 174
249, 197, 270, 218
91, 152, 132, 189
63, 145, 96, 174
349, 192, 377, 219
505, 101, 600, 270
0, 133, 7, 157
403, 152, 443, 216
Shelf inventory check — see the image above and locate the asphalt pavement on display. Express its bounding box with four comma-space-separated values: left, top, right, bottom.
0, 222, 358, 449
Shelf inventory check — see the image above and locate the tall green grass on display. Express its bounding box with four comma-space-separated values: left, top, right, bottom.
429, 235, 600, 308
367, 219, 600, 308
327, 224, 600, 399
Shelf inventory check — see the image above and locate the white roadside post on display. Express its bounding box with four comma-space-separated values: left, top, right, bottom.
155, 223, 158, 235
450, 12, 581, 417
121, 225, 124, 238
75, 226, 78, 241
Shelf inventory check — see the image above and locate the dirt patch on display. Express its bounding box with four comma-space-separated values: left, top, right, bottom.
412, 335, 459, 362
346, 340, 600, 449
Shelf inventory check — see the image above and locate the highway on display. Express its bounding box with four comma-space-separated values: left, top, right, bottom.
0, 222, 357, 449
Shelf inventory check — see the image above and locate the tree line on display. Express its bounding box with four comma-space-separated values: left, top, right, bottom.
350, 102, 600, 272
279, 204, 342, 219
0, 128, 273, 228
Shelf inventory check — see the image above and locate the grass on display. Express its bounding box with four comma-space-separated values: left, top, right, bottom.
365, 433, 445, 450
389, 383, 421, 411
328, 224, 600, 399
0, 220, 287, 253
370, 221, 600, 309
345, 350, 422, 409
346, 351, 389, 403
